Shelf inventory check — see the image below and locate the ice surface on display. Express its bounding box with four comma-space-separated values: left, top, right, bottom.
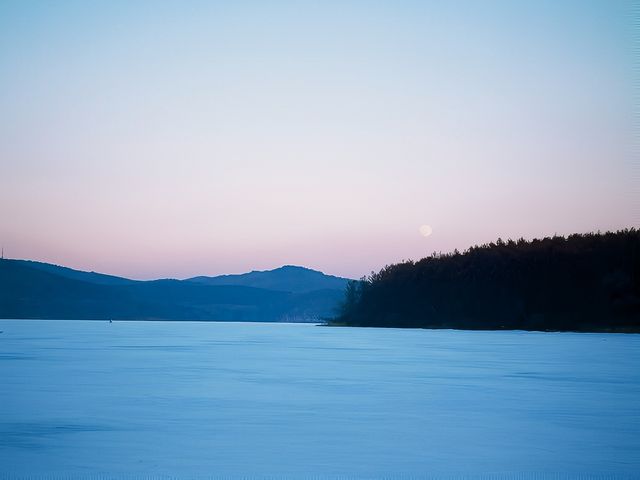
0, 320, 639, 478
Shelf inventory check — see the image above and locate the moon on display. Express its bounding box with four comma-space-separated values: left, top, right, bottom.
419, 224, 433, 237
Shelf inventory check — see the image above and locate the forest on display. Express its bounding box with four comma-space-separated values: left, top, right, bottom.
331, 229, 640, 332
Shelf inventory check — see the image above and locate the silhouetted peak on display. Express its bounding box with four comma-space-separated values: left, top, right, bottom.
187, 264, 350, 293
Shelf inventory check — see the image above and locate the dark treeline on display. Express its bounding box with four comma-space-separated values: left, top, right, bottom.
332, 229, 640, 332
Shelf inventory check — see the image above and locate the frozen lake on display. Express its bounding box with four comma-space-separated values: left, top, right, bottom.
1, 320, 639, 479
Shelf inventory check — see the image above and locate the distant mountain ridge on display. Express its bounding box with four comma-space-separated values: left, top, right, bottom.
187, 265, 349, 293
10, 259, 139, 285
0, 260, 351, 322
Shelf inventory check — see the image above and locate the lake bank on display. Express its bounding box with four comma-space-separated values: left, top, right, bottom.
323, 322, 640, 333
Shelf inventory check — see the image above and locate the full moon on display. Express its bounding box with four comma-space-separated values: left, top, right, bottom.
419, 224, 433, 237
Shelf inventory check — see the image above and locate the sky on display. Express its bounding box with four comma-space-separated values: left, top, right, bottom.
0, 0, 636, 280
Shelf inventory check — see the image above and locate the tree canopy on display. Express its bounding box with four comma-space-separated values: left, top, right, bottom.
331, 229, 640, 332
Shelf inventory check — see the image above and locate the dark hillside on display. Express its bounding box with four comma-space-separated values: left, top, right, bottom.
332, 229, 640, 331
10, 259, 138, 285
0, 260, 345, 321
188, 265, 349, 293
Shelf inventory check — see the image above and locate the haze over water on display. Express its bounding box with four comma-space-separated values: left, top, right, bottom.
1, 320, 639, 478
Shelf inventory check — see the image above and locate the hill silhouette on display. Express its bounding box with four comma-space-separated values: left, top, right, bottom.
332, 229, 640, 332
9, 259, 138, 285
0, 261, 349, 321
188, 265, 349, 292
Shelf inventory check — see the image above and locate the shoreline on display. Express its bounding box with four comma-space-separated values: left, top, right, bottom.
320, 322, 640, 334
2, 317, 638, 333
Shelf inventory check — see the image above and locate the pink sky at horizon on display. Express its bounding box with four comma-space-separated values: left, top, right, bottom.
1, 1, 636, 280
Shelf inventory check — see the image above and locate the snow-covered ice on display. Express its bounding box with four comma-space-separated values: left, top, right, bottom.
0, 320, 639, 478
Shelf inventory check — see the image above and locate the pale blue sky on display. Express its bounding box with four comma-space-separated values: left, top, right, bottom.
0, 1, 635, 279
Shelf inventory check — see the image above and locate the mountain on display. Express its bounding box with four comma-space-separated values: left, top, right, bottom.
0, 260, 350, 322
187, 265, 349, 293
332, 229, 640, 332
8, 259, 138, 285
